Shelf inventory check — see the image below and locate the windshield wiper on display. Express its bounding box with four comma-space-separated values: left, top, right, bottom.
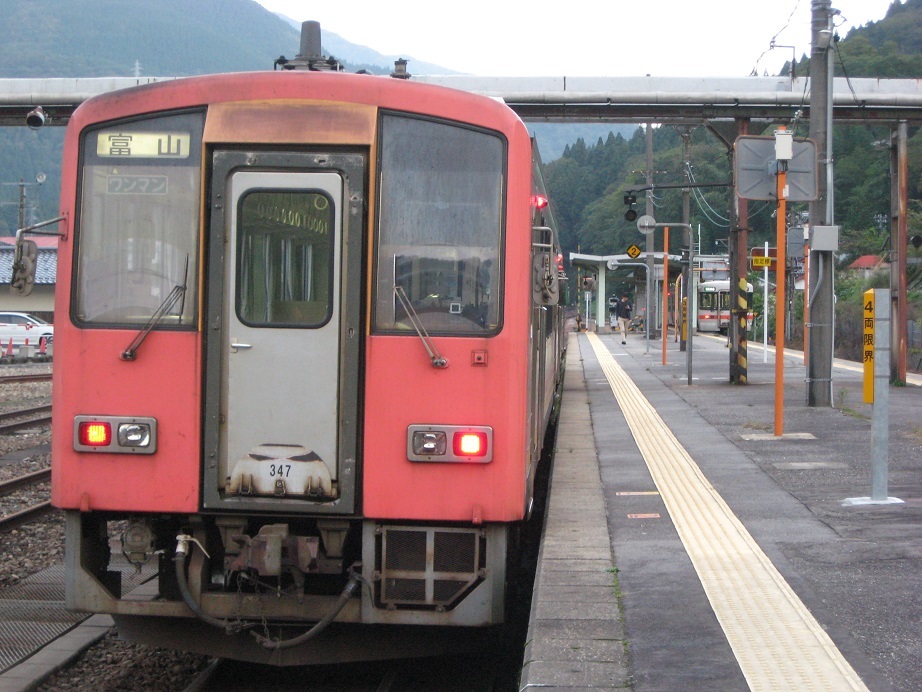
121, 256, 189, 361
394, 285, 448, 369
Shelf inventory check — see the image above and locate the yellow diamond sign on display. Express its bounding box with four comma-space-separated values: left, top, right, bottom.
627, 244, 642, 259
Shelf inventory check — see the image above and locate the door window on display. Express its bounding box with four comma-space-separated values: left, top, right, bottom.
236, 190, 335, 328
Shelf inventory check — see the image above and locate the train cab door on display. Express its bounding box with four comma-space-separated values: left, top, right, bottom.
202, 151, 364, 514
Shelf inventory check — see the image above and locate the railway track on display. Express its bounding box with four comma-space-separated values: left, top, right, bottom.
0, 466, 54, 531
0, 404, 52, 435
0, 401, 54, 532
187, 650, 508, 691
0, 372, 53, 385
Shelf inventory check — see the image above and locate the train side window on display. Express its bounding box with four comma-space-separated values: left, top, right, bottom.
73, 111, 204, 326
236, 189, 334, 328
373, 113, 505, 335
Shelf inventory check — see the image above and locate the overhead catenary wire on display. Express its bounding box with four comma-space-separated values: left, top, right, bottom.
685, 162, 730, 227
749, 0, 803, 76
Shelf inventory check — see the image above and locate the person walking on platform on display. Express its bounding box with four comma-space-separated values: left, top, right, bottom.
616, 293, 633, 344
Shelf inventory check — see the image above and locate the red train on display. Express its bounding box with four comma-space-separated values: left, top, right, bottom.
22, 47, 566, 664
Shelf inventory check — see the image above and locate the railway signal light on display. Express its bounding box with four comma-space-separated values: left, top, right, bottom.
624, 192, 637, 222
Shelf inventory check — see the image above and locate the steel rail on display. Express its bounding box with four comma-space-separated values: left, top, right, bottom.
0, 404, 52, 423
0, 407, 52, 435
0, 468, 51, 497
0, 500, 54, 531
0, 373, 53, 385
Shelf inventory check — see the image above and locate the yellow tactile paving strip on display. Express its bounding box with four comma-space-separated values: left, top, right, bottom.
587, 333, 868, 692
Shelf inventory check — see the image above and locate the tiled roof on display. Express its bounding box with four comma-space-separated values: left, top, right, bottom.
847, 254, 888, 270
0, 236, 59, 248
0, 246, 57, 285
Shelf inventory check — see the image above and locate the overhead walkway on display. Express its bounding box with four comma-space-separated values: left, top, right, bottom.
4, 75, 922, 125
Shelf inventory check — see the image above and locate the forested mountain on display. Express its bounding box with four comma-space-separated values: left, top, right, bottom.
0, 0, 629, 232
0, 0, 299, 77
0, 0, 917, 259
0, 0, 455, 233
545, 0, 922, 275
790, 0, 922, 78
0, 0, 299, 233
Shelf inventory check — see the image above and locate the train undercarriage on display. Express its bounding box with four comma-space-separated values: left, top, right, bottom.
65, 510, 513, 664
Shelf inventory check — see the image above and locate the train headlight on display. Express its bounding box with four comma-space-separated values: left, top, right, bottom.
407, 425, 493, 463
74, 415, 158, 454
118, 423, 152, 448
412, 430, 447, 456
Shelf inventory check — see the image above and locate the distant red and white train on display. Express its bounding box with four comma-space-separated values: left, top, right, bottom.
697, 279, 753, 334
17, 40, 566, 664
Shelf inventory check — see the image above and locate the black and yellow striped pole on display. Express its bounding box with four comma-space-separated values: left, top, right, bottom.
737, 277, 748, 384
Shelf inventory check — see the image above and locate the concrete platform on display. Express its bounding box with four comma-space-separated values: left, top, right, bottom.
521, 331, 922, 691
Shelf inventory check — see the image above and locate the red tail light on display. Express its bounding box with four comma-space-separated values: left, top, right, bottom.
453, 431, 488, 458
78, 421, 112, 447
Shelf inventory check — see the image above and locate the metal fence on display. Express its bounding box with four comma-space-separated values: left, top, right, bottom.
910, 321, 922, 372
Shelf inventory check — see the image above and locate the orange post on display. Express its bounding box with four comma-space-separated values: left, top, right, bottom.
662, 226, 669, 365
774, 162, 787, 436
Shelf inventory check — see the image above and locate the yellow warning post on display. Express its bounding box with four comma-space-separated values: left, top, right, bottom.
863, 290, 874, 403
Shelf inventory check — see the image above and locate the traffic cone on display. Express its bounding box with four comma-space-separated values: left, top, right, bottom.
4, 339, 11, 357
38, 337, 46, 356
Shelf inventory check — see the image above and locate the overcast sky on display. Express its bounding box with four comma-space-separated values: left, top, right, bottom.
253, 0, 899, 77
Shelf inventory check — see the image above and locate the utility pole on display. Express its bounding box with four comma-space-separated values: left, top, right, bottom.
730, 119, 750, 384
645, 123, 656, 339
680, 129, 691, 353
890, 122, 909, 383
807, 0, 835, 406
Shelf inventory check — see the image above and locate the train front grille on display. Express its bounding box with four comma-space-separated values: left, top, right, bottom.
377, 526, 484, 609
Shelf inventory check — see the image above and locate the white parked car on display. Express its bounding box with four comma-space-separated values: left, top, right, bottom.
0, 311, 53, 349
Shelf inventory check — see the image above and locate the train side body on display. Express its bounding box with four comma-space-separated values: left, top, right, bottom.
49, 71, 565, 664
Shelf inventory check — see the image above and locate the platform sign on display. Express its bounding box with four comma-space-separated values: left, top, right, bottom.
863, 290, 874, 403
626, 243, 642, 259
750, 247, 777, 271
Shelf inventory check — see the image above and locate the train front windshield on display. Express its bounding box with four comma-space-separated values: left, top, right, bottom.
699, 289, 730, 313
374, 113, 505, 335
74, 111, 204, 326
